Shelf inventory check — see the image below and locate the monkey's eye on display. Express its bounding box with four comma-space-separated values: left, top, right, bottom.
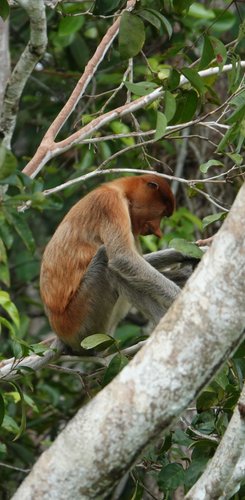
147, 181, 159, 190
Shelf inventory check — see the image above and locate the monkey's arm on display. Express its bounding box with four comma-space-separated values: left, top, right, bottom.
144, 248, 199, 270
144, 249, 199, 288
96, 192, 180, 324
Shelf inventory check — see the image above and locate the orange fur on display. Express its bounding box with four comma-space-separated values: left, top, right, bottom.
40, 175, 175, 349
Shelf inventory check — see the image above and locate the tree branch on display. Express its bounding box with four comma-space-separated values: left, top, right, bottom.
20, 9, 245, 183
22, 0, 137, 177
0, 18, 10, 110
0, 0, 47, 148
185, 382, 245, 499
0, 338, 64, 381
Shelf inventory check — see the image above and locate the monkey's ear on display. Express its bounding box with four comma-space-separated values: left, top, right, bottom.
147, 181, 159, 190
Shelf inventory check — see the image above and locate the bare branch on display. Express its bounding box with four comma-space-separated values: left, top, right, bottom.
22, 0, 137, 177
21, 25, 245, 178
0, 338, 64, 381
23, 86, 163, 178
0, 18, 10, 109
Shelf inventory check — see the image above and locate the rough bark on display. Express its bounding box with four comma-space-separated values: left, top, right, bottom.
0, 18, 10, 109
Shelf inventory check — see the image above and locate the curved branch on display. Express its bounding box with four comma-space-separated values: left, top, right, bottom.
0, 338, 64, 381
22, 0, 137, 177
22, 61, 245, 179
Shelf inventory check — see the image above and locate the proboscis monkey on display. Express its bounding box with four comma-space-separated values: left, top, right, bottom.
40, 175, 193, 352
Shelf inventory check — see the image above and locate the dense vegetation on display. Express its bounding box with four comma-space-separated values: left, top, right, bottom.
0, 0, 245, 498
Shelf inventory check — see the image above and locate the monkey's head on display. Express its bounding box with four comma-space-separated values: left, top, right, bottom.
125, 174, 175, 238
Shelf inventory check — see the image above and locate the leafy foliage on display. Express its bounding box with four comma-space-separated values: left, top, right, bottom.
0, 0, 245, 497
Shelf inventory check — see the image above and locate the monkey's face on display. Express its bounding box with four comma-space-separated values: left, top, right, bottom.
129, 175, 175, 237
140, 218, 163, 238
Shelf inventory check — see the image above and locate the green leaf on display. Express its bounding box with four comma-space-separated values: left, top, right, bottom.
0, 145, 17, 180
0, 316, 16, 336
119, 12, 145, 59
0, 217, 14, 249
140, 234, 158, 252
157, 68, 171, 81
158, 463, 185, 491
0, 262, 10, 287
169, 238, 203, 259
228, 56, 242, 94
137, 9, 161, 30
167, 69, 180, 90
130, 481, 144, 500
212, 9, 236, 33
0, 238, 7, 264
199, 159, 224, 174
109, 121, 134, 146
188, 3, 215, 20
4, 209, 35, 253
150, 11, 172, 39
230, 90, 245, 109
185, 457, 208, 488
81, 333, 115, 350
58, 16, 84, 37
164, 91, 176, 122
199, 35, 215, 71
154, 112, 167, 141
210, 36, 227, 69
10, 383, 26, 440
93, 0, 125, 15
173, 0, 195, 14
216, 123, 237, 153
202, 212, 227, 230
182, 67, 206, 95
139, 9, 172, 38
29, 343, 49, 356
214, 365, 229, 391
114, 323, 141, 345
226, 152, 243, 166
0, 0, 10, 20
196, 390, 219, 412
0, 443, 7, 458
226, 91, 245, 126
14, 251, 39, 282
102, 353, 128, 386
23, 393, 38, 413
172, 90, 198, 124
124, 81, 158, 96
173, 428, 192, 447
2, 415, 19, 434
227, 104, 245, 125
0, 291, 20, 328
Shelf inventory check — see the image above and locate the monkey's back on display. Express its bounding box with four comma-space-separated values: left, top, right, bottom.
40, 184, 129, 349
